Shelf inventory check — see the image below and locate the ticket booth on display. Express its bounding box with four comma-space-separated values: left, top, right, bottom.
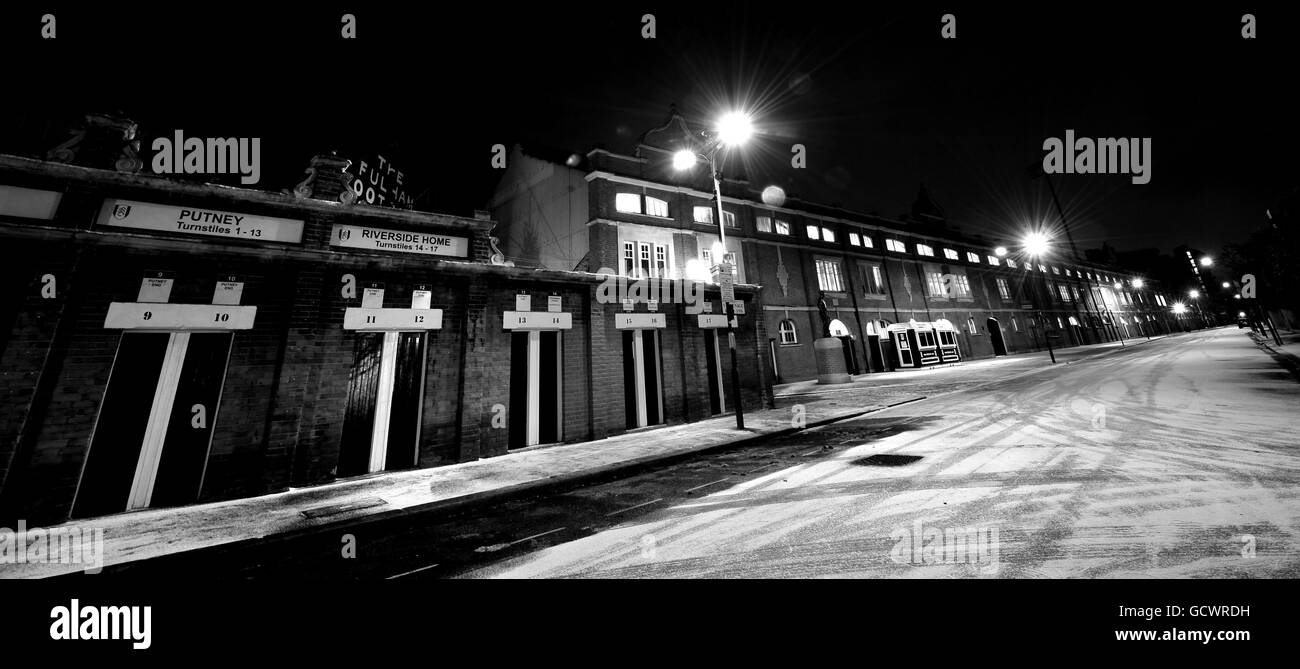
885, 321, 942, 369
336, 294, 442, 477
934, 319, 962, 362
73, 298, 254, 518
864, 320, 890, 373
617, 312, 666, 428
504, 306, 572, 448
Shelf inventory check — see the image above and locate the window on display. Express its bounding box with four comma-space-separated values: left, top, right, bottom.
806, 225, 820, 240
918, 331, 937, 347
1057, 283, 1073, 302
756, 215, 773, 233
886, 239, 907, 253
778, 319, 798, 345
775, 219, 790, 235
917, 244, 935, 257
644, 197, 669, 217
622, 241, 635, 276
943, 248, 959, 260
926, 271, 948, 297
1011, 317, 1020, 332
616, 193, 642, 214
987, 255, 1000, 266
860, 234, 874, 248
617, 193, 668, 217
1051, 266, 1061, 275
639, 242, 652, 278
1005, 258, 1018, 268
954, 275, 971, 298
939, 331, 956, 346
1038, 264, 1048, 273
654, 244, 667, 278
996, 277, 1011, 300
815, 258, 846, 292
966, 251, 980, 263
848, 232, 861, 246
723, 211, 736, 227
821, 227, 835, 243
693, 206, 713, 224
967, 318, 979, 334
860, 263, 886, 296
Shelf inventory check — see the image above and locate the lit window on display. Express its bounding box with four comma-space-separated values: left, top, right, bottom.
987, 255, 1000, 266
723, 211, 737, 228
1039, 264, 1048, 273
1057, 283, 1072, 302
966, 251, 980, 263
1005, 258, 1017, 268
775, 220, 790, 235
861, 235, 874, 248
1011, 317, 1020, 332
886, 239, 907, 253
917, 244, 935, 257
778, 319, 798, 345
756, 215, 773, 233
806, 225, 821, 240
967, 318, 978, 334
639, 242, 653, 278
860, 263, 885, 295
693, 206, 713, 224
616, 193, 642, 214
849, 232, 861, 246
644, 197, 669, 217
955, 275, 971, 297
622, 241, 635, 276
654, 244, 668, 278
926, 272, 948, 297
943, 248, 959, 260
1051, 266, 1061, 275
815, 258, 845, 292
821, 227, 835, 243
996, 277, 1011, 300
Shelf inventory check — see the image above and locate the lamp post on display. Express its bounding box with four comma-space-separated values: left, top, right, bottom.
1020, 231, 1056, 363
674, 111, 753, 430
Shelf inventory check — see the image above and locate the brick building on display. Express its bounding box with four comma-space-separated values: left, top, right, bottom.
0, 119, 770, 525
488, 111, 1180, 383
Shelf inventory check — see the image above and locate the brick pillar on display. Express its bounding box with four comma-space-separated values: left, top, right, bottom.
292, 152, 357, 205
456, 281, 490, 461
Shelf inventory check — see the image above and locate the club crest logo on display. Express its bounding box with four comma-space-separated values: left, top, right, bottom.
112, 204, 132, 220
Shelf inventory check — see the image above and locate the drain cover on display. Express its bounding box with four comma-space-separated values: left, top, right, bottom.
852, 454, 923, 467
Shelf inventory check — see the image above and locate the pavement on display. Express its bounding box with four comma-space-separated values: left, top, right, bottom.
0, 330, 1191, 578
458, 326, 1300, 579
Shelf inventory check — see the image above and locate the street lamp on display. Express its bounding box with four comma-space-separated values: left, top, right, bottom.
1200, 256, 1213, 267
673, 110, 754, 430
1020, 231, 1058, 362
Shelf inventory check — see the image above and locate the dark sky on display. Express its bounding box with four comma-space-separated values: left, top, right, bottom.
3, 3, 1295, 257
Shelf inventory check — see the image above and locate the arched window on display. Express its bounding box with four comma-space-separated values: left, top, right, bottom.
828, 318, 850, 337
966, 318, 978, 334
778, 319, 798, 345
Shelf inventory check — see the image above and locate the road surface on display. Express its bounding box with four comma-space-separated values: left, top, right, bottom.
460, 328, 1300, 578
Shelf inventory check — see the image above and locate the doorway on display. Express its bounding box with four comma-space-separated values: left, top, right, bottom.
73, 331, 233, 518
987, 317, 1008, 356
337, 332, 427, 477
509, 330, 562, 449
622, 329, 663, 428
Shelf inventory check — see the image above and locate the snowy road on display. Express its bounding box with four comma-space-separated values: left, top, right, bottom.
463, 328, 1300, 578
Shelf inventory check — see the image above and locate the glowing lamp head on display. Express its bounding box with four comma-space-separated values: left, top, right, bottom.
1221, 281, 1230, 288
994, 246, 1008, 257
1114, 282, 1123, 290
1189, 290, 1200, 298
1172, 303, 1187, 315
715, 111, 754, 147
1022, 232, 1050, 257
1199, 256, 1213, 267
1131, 279, 1144, 288
672, 150, 697, 171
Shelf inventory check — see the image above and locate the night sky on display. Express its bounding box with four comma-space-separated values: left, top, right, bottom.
2, 3, 1295, 257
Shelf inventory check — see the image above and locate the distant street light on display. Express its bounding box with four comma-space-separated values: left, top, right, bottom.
1173, 303, 1187, 314
1189, 290, 1200, 298
994, 246, 1008, 257
1200, 256, 1213, 267
1221, 281, 1230, 289
715, 111, 754, 147
1022, 232, 1050, 257
672, 149, 696, 171
1131, 278, 1144, 288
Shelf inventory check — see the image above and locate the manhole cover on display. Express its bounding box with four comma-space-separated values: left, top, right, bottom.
852, 454, 923, 467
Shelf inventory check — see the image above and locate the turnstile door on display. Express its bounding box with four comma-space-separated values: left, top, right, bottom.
704, 331, 724, 415
338, 332, 426, 477
509, 330, 563, 449
74, 332, 232, 518
623, 329, 663, 429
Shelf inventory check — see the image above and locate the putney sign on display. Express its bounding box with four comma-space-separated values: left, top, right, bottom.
97, 199, 304, 243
